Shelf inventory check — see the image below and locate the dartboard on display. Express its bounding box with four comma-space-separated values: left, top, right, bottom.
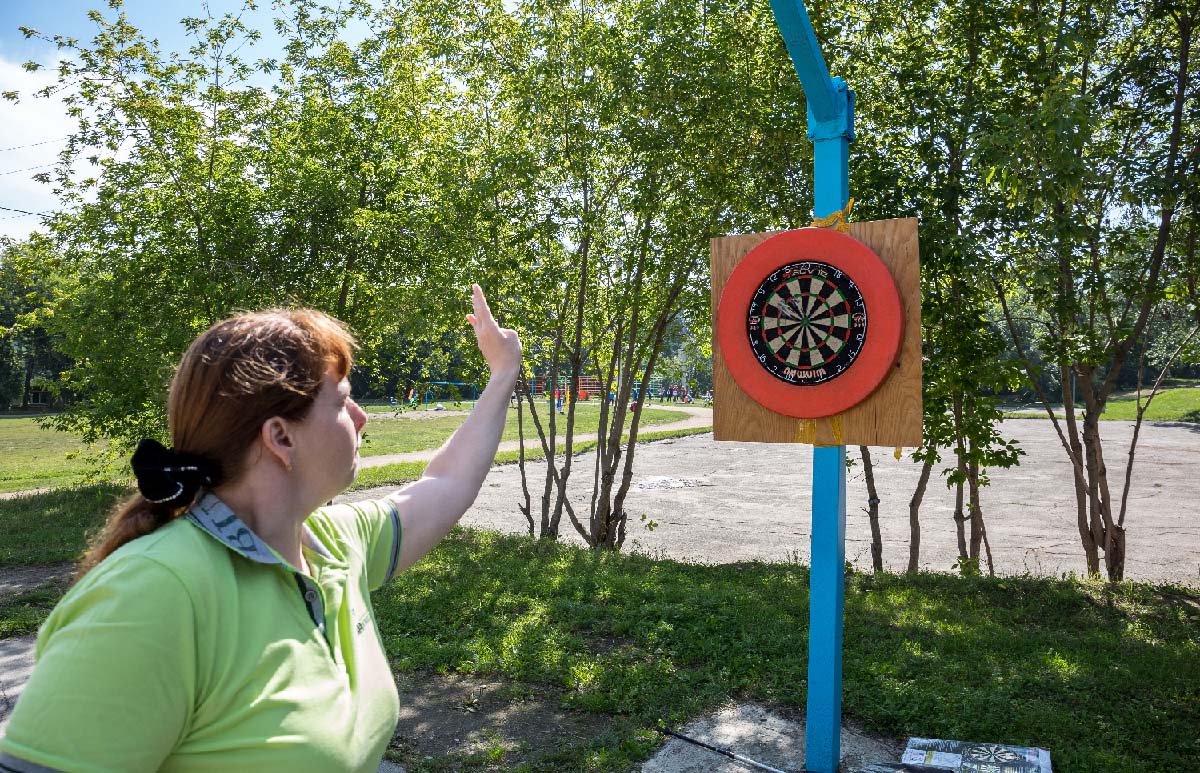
717, 227, 903, 419
747, 261, 866, 385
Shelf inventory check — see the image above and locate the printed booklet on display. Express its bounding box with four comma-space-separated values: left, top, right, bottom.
859, 737, 1052, 773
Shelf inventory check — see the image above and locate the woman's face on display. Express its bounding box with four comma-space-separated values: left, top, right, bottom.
291, 368, 368, 501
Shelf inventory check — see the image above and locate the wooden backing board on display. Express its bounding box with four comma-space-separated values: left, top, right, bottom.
711, 218, 922, 447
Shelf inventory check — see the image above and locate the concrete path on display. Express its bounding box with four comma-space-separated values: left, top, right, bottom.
0, 637, 34, 737
358, 403, 712, 468
643, 703, 901, 772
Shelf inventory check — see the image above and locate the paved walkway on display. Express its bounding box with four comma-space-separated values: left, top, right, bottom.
440, 419, 1200, 586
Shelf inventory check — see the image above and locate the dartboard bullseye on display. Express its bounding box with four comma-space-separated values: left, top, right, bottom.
747, 261, 866, 385
717, 227, 903, 419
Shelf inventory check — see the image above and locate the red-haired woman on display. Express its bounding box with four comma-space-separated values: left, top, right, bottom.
0, 285, 520, 772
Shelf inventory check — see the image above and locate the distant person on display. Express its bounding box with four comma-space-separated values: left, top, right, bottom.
0, 285, 521, 772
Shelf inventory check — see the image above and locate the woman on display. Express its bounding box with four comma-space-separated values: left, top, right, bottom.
0, 285, 520, 772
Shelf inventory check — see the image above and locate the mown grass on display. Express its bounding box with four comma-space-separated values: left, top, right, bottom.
1001, 384, 1200, 423
0, 416, 112, 494
374, 529, 1200, 772
357, 403, 686, 457
0, 584, 66, 639
0, 483, 127, 566
0, 428, 714, 636
1101, 385, 1200, 422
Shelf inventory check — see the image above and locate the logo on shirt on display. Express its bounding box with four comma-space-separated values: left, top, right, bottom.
352, 604, 371, 636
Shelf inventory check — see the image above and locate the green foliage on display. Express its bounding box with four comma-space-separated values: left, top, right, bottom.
0, 237, 73, 410
22, 2, 478, 447
0, 337, 22, 408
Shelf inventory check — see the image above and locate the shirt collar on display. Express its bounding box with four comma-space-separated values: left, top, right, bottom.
187, 491, 332, 566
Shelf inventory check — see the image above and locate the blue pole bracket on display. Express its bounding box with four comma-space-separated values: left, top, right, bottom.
808, 77, 855, 144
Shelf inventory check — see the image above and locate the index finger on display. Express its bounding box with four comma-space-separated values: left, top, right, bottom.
471, 283, 496, 325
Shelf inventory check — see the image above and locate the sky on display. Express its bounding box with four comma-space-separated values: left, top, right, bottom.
0, 1, 293, 241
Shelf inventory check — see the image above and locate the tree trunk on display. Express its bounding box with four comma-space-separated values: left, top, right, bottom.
908, 456, 934, 573
609, 276, 686, 549
1079, 394, 1124, 582
952, 397, 969, 561
967, 456, 983, 562
967, 451, 993, 575
516, 375, 534, 537
860, 446, 883, 572
1061, 367, 1099, 574
20, 358, 33, 409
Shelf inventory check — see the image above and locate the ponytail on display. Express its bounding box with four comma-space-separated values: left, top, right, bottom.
73, 494, 190, 584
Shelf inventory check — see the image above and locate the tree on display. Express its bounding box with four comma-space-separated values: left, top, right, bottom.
0, 236, 72, 410
824, 0, 1025, 574
16, 0, 470, 446
985, 0, 1197, 580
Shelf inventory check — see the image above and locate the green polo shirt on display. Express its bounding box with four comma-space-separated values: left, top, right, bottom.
0, 492, 403, 773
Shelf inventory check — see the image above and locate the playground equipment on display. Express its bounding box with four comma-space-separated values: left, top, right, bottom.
710, 3, 922, 770
402, 381, 478, 409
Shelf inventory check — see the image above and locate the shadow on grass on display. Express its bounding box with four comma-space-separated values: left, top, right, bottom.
0, 483, 127, 568
373, 529, 1200, 773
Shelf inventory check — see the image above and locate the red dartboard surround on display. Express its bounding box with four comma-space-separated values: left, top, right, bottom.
717, 227, 904, 419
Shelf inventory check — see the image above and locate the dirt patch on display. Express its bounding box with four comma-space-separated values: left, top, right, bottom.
386, 671, 612, 769
0, 563, 73, 600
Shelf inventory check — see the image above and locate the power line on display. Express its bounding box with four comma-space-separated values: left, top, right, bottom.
0, 137, 69, 153
0, 163, 54, 176
0, 204, 48, 217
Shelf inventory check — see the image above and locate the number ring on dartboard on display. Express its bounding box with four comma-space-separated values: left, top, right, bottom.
717, 228, 904, 419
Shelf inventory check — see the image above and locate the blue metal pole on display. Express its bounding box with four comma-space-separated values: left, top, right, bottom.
805, 76, 854, 773
767, 5, 855, 772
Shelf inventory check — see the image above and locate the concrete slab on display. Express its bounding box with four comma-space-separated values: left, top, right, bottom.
642, 703, 901, 773
0, 635, 36, 737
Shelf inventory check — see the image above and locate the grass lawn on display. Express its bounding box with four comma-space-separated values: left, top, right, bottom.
1100, 385, 1200, 422
0, 417, 111, 494
357, 403, 686, 457
1002, 384, 1200, 422
0, 456, 1194, 771
373, 531, 1199, 772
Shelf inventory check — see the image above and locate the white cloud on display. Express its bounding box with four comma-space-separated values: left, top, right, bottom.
0, 50, 77, 241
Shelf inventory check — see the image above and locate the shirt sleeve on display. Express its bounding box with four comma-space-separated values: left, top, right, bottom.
315, 498, 402, 591
0, 556, 196, 773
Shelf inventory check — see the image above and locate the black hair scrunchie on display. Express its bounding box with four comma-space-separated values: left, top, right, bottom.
131, 439, 223, 506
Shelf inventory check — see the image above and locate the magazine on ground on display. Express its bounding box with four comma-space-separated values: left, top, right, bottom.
858, 737, 1052, 773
